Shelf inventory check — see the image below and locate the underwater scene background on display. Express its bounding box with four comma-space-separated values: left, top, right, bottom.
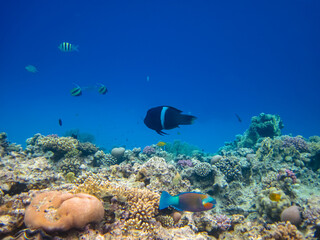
0, 0, 320, 240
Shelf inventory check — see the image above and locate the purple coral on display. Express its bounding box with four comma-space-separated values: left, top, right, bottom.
277, 169, 297, 184
143, 145, 156, 156
212, 214, 232, 231
177, 159, 193, 167
283, 136, 309, 152
303, 208, 320, 225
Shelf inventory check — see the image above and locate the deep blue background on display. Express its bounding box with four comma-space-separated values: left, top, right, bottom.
0, 0, 319, 152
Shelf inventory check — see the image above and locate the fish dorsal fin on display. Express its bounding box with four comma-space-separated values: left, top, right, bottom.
163, 106, 182, 113
179, 192, 207, 199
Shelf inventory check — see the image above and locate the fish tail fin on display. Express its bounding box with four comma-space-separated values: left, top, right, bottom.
73, 45, 79, 52
159, 191, 172, 210
178, 114, 197, 125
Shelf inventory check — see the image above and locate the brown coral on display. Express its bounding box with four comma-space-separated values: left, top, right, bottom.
24, 191, 104, 232
266, 221, 304, 240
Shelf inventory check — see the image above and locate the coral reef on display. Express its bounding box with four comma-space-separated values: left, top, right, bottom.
0, 114, 319, 239
0, 155, 64, 195
166, 140, 200, 156
219, 113, 284, 150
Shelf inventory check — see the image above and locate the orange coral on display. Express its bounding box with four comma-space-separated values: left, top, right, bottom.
24, 191, 104, 232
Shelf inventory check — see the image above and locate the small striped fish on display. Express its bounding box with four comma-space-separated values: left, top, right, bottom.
58, 42, 79, 52
70, 84, 82, 96
98, 84, 108, 95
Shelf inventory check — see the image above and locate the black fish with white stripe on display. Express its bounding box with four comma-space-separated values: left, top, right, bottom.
144, 106, 197, 135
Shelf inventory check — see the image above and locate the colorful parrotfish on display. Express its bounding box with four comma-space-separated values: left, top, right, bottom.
159, 191, 216, 212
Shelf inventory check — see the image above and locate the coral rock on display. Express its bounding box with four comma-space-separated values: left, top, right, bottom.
24, 191, 104, 232
111, 147, 125, 159
281, 206, 302, 226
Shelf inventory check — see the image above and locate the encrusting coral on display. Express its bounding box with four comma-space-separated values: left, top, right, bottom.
24, 191, 104, 232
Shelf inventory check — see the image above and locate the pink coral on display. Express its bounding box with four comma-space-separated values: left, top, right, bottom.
177, 159, 193, 167
24, 191, 104, 232
277, 169, 297, 184
143, 146, 156, 156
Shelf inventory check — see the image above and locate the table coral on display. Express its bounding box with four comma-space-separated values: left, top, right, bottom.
24, 191, 104, 232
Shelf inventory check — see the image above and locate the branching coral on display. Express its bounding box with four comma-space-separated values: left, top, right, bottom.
215, 156, 242, 182
194, 162, 212, 177
37, 136, 78, 153
72, 174, 160, 235
266, 221, 304, 240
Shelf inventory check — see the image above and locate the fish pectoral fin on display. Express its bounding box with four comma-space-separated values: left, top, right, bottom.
156, 130, 168, 135
172, 206, 183, 211
203, 202, 213, 209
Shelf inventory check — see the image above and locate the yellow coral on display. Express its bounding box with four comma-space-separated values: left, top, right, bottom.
37, 136, 78, 153
72, 174, 160, 234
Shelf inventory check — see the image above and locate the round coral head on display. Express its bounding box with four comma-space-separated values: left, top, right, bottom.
24, 191, 104, 232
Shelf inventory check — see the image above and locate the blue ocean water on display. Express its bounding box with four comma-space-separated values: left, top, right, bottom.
0, 0, 319, 153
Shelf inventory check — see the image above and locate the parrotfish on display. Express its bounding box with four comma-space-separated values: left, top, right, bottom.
58, 42, 79, 52
159, 191, 216, 212
144, 106, 197, 135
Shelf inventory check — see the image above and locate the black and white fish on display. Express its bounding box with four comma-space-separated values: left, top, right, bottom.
58, 42, 79, 52
144, 106, 197, 135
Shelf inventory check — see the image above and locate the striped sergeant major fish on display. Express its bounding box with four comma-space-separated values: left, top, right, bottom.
70, 83, 82, 96
58, 42, 79, 52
